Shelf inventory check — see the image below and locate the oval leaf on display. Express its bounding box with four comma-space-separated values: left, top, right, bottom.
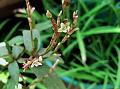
8, 61, 19, 85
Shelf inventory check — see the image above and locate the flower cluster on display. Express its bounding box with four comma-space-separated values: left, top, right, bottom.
45, 9, 78, 53
23, 0, 79, 72
23, 56, 43, 71
58, 22, 70, 33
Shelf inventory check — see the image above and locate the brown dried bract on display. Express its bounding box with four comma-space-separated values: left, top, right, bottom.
62, 0, 70, 10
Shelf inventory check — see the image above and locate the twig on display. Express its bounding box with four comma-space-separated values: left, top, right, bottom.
25, 0, 35, 53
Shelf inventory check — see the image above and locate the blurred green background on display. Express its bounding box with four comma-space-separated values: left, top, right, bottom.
1, 0, 120, 89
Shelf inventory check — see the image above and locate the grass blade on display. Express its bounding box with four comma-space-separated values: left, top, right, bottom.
63, 41, 77, 56
4, 22, 21, 41
102, 71, 109, 89
114, 45, 120, 89
0, 19, 9, 30
79, 1, 109, 21
87, 83, 96, 89
82, 26, 120, 37
76, 30, 86, 63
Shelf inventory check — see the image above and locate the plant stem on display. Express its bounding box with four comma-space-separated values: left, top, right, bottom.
25, 0, 35, 53
40, 44, 51, 56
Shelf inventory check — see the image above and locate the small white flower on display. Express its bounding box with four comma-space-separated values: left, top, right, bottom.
58, 22, 70, 33
38, 56, 42, 61
31, 61, 42, 68
31, 56, 43, 68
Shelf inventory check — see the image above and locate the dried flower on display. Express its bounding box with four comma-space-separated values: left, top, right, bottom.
62, 0, 70, 10
73, 10, 78, 26
31, 60, 42, 68
58, 22, 70, 33
23, 56, 43, 71
46, 10, 52, 18
31, 56, 43, 68
23, 60, 32, 71
73, 10, 78, 20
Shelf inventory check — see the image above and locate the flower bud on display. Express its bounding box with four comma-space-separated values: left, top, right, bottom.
46, 10, 52, 18
73, 10, 78, 20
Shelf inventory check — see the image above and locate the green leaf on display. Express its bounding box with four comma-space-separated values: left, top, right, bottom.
0, 42, 13, 62
8, 61, 19, 86
76, 30, 86, 63
35, 21, 52, 31
3, 55, 13, 63
43, 73, 66, 89
0, 42, 9, 57
22, 30, 40, 53
25, 77, 47, 89
33, 30, 41, 51
8, 35, 24, 46
32, 10, 43, 22
12, 46, 24, 59
34, 38, 38, 51
2, 78, 16, 89
32, 64, 50, 79
32, 64, 66, 89
22, 30, 32, 53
